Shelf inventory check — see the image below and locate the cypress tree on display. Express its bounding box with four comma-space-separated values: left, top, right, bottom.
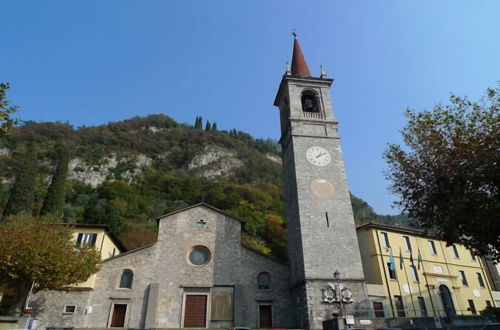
205, 120, 211, 131
41, 145, 69, 217
211, 122, 217, 131
195, 116, 203, 129
2, 146, 38, 218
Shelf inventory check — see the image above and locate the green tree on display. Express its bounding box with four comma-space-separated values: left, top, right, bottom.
2, 147, 38, 218
205, 120, 211, 131
0, 83, 18, 138
0, 215, 101, 315
384, 86, 500, 260
211, 122, 217, 131
194, 116, 203, 129
40, 145, 70, 217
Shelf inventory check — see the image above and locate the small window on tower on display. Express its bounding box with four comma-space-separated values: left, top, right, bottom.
301, 91, 319, 113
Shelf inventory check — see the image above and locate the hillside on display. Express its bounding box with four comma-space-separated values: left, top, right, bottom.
0, 114, 409, 259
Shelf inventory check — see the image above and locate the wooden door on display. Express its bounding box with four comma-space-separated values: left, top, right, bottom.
110, 304, 127, 327
259, 305, 272, 328
184, 295, 207, 327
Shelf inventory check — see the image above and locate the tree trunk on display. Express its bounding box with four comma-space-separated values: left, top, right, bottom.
7, 281, 31, 316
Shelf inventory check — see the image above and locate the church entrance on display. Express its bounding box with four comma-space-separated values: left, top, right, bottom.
184, 295, 208, 327
259, 305, 273, 328
110, 304, 127, 327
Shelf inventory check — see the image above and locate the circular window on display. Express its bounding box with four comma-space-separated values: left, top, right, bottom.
189, 246, 211, 266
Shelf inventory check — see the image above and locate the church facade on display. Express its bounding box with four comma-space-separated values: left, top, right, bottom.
30, 37, 370, 329
33, 204, 294, 328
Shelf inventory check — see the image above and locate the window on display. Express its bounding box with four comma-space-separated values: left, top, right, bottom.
459, 270, 468, 286
373, 302, 385, 317
403, 236, 412, 251
418, 297, 427, 316
301, 91, 319, 113
486, 301, 492, 308
468, 299, 477, 315
119, 270, 133, 289
387, 262, 397, 280
76, 233, 97, 247
470, 250, 477, 261
394, 295, 406, 317
64, 305, 76, 314
257, 272, 270, 290
410, 265, 419, 282
429, 240, 437, 255
381, 232, 391, 249
477, 273, 485, 288
451, 245, 460, 258
188, 246, 211, 266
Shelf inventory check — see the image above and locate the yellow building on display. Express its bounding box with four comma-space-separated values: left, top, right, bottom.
70, 224, 126, 289
357, 222, 497, 319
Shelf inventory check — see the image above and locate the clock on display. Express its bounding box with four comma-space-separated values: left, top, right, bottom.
306, 146, 331, 167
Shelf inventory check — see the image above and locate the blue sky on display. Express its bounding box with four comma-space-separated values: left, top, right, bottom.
1, 1, 499, 215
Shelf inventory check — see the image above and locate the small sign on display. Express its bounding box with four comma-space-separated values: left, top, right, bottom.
345, 315, 355, 325
360, 320, 372, 325
27, 318, 38, 329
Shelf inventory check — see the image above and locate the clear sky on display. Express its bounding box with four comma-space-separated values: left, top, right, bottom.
1, 1, 499, 215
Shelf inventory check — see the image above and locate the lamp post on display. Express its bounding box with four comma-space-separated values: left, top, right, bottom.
333, 270, 346, 328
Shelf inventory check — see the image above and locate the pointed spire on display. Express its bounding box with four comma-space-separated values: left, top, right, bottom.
291, 33, 311, 77
320, 65, 327, 78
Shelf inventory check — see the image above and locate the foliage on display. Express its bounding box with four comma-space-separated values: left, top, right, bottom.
2, 146, 37, 218
205, 120, 211, 131
0, 215, 101, 315
384, 86, 500, 260
0, 83, 18, 138
40, 145, 70, 217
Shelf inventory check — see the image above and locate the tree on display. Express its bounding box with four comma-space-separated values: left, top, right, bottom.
211, 122, 218, 131
205, 120, 211, 131
2, 147, 38, 218
0, 82, 18, 138
0, 215, 101, 315
384, 86, 500, 260
194, 116, 203, 129
40, 145, 70, 217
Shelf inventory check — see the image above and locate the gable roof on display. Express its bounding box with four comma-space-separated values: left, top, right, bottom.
155, 202, 243, 223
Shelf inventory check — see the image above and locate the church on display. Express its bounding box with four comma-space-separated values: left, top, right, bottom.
31, 37, 370, 329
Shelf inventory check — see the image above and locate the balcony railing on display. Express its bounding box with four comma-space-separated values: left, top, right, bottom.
302, 111, 324, 120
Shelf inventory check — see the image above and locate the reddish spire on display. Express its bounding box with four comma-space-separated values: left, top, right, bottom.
291, 35, 311, 77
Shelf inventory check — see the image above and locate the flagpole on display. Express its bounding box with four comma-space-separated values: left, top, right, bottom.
411, 249, 425, 316
375, 230, 396, 318
395, 249, 405, 317
401, 248, 417, 317
417, 246, 437, 317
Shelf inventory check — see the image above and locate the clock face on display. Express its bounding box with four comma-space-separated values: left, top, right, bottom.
306, 146, 331, 167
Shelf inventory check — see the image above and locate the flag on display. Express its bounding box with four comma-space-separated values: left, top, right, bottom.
410, 250, 415, 268
417, 249, 423, 270
399, 248, 404, 269
389, 249, 396, 271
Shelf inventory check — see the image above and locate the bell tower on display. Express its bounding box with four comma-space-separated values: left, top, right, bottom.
274, 36, 368, 329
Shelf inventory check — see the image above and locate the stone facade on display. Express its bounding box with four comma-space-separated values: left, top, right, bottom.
32, 204, 295, 329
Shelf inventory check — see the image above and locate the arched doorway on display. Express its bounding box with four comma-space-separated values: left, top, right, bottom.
439, 285, 456, 317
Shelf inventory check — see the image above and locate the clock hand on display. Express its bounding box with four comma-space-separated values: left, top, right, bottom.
316, 152, 325, 158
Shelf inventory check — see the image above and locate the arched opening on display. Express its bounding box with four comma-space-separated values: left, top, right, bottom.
301, 91, 319, 113
439, 285, 456, 317
119, 269, 134, 289
257, 272, 270, 290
